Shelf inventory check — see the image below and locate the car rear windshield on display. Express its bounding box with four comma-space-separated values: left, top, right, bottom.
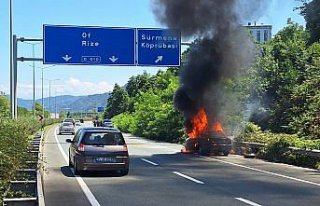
81, 132, 125, 145
62, 123, 73, 126
64, 119, 74, 122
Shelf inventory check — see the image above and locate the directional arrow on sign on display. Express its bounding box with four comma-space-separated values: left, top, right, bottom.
62, 55, 72, 62
155, 56, 163, 64
109, 56, 119, 63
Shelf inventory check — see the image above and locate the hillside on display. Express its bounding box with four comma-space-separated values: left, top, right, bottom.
15, 93, 110, 113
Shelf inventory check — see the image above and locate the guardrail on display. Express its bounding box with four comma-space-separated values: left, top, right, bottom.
287, 147, 320, 158
233, 141, 320, 158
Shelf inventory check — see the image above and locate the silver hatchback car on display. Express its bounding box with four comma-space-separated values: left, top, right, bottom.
59, 122, 75, 135
66, 127, 129, 175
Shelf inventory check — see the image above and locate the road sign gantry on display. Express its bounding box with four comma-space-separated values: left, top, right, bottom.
43, 25, 181, 67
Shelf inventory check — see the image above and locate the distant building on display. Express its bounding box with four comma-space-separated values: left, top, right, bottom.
243, 22, 272, 43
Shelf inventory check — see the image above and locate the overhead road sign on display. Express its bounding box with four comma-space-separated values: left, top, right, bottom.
43, 25, 181, 67
97, 106, 104, 113
43, 25, 135, 65
137, 28, 181, 66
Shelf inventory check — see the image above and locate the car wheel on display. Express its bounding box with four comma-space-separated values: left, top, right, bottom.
199, 146, 210, 156
223, 152, 229, 156
74, 159, 81, 175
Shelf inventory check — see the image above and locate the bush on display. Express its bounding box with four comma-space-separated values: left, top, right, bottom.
0, 118, 41, 200
239, 122, 320, 169
112, 113, 136, 133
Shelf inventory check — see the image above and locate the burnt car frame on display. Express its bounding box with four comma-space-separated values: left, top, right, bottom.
182, 133, 232, 156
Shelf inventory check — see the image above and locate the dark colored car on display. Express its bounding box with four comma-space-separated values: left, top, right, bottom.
182, 133, 232, 156
66, 127, 129, 175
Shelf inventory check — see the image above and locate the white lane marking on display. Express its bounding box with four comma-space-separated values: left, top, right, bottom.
235, 197, 262, 206
201, 156, 320, 187
173, 171, 204, 185
141, 158, 159, 166
54, 128, 101, 206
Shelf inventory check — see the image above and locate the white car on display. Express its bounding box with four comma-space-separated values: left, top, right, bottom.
59, 122, 75, 135
75, 120, 81, 126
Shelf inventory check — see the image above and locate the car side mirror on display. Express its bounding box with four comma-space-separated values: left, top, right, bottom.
66, 139, 73, 143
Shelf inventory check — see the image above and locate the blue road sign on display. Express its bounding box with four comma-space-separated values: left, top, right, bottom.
43, 25, 135, 65
97, 106, 104, 113
137, 29, 181, 66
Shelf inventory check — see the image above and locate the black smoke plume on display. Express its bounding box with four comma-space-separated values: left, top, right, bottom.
152, 0, 265, 134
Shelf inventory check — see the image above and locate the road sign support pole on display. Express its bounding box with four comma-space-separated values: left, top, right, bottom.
18, 37, 43, 42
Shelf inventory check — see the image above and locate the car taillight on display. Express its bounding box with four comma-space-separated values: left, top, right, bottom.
78, 143, 85, 152
123, 143, 128, 151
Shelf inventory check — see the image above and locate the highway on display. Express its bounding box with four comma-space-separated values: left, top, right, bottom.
43, 123, 320, 206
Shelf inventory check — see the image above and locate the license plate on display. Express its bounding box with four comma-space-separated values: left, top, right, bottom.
95, 157, 116, 163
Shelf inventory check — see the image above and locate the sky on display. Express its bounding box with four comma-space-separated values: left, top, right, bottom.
0, 0, 305, 100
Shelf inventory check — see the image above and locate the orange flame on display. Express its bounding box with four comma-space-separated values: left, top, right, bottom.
210, 119, 224, 134
188, 108, 225, 138
188, 108, 208, 138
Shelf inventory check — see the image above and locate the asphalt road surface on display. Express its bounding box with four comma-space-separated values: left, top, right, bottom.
43, 123, 320, 206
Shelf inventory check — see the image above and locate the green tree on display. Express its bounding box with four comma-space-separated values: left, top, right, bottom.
126, 72, 153, 97
249, 22, 309, 133
298, 0, 320, 44
104, 84, 129, 118
17, 107, 30, 117
34, 102, 49, 118
111, 69, 184, 142
290, 42, 320, 139
0, 94, 10, 118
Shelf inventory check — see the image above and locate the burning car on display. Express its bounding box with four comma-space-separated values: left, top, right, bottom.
182, 133, 232, 156
180, 108, 232, 156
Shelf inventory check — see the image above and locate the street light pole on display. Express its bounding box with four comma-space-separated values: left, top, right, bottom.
49, 80, 51, 115
55, 88, 57, 119
9, 0, 13, 119
47, 78, 60, 118
36, 65, 55, 118
32, 44, 36, 117
41, 67, 44, 117
24, 42, 41, 118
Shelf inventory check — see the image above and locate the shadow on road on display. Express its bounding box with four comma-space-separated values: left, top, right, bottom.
60, 166, 74, 177
60, 166, 126, 178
